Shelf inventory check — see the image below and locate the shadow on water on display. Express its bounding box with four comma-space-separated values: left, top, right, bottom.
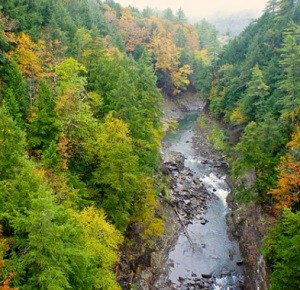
159, 112, 244, 289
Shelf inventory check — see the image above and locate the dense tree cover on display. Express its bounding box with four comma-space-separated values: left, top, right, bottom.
204, 0, 300, 202
0, 0, 208, 97
0, 0, 212, 288
198, 0, 300, 288
262, 209, 300, 290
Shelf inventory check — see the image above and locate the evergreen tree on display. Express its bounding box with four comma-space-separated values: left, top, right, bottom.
278, 22, 300, 124
240, 64, 270, 121
262, 209, 300, 290
27, 81, 59, 150
1, 61, 28, 127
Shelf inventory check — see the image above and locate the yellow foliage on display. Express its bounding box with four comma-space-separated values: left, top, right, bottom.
288, 125, 300, 149
57, 133, 70, 170
76, 206, 123, 268
172, 64, 193, 95
195, 49, 211, 65
133, 178, 165, 240
7, 33, 42, 78
230, 107, 248, 125
150, 34, 181, 71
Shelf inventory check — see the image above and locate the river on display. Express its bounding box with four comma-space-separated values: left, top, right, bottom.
157, 112, 244, 289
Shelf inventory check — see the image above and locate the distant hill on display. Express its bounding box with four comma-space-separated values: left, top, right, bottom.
210, 9, 260, 36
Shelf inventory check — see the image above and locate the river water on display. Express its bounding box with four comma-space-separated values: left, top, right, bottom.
159, 113, 244, 289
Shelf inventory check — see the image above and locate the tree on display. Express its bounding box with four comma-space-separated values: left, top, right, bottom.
240, 64, 270, 121
0, 163, 98, 289
7, 33, 43, 105
262, 209, 300, 290
0, 106, 26, 180
0, 105, 100, 289
171, 64, 193, 95
27, 81, 59, 150
195, 19, 220, 56
233, 118, 287, 199
194, 50, 213, 99
278, 22, 300, 124
75, 206, 123, 290
118, 7, 148, 52
87, 113, 141, 231
176, 8, 187, 23
1, 60, 28, 127
269, 126, 300, 211
55, 58, 98, 170
163, 8, 175, 21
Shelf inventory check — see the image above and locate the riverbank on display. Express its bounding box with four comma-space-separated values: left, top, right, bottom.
133, 93, 269, 290
136, 93, 245, 289
192, 110, 271, 290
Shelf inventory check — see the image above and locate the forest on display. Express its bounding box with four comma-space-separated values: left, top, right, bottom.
0, 0, 299, 289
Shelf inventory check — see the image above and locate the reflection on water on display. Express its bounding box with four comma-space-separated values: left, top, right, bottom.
161, 112, 244, 289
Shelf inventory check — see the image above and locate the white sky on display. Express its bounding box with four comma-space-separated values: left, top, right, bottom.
115, 0, 268, 19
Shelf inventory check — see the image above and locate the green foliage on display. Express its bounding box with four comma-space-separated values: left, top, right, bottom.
194, 56, 213, 100
240, 64, 270, 121
210, 1, 300, 206
195, 19, 220, 55
0, 0, 206, 288
262, 209, 300, 290
27, 81, 59, 150
87, 113, 141, 231
210, 125, 230, 153
1, 60, 29, 127
278, 21, 300, 124
75, 206, 123, 290
232, 118, 287, 198
197, 114, 230, 154
0, 105, 121, 289
0, 106, 26, 180
86, 51, 163, 173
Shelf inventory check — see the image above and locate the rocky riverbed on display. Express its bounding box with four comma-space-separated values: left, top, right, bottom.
120, 94, 269, 290
136, 94, 245, 290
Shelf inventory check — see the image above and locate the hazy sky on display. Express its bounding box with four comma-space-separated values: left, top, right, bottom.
115, 0, 268, 19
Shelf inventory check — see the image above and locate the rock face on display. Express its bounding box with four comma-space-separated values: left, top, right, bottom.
230, 202, 270, 290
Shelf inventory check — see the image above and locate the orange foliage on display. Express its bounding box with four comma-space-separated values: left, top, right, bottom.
57, 133, 70, 170
146, 17, 181, 71
7, 33, 42, 78
118, 8, 148, 52
0, 273, 18, 290
269, 126, 300, 211
6, 32, 57, 105
172, 64, 193, 95
103, 4, 118, 25
174, 23, 200, 51
0, 226, 17, 290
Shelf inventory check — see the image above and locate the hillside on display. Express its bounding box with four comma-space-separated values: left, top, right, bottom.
0, 0, 299, 289
199, 0, 300, 288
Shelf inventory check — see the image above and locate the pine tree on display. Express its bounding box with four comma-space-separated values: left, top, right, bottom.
27, 81, 59, 150
240, 64, 270, 121
278, 22, 300, 124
